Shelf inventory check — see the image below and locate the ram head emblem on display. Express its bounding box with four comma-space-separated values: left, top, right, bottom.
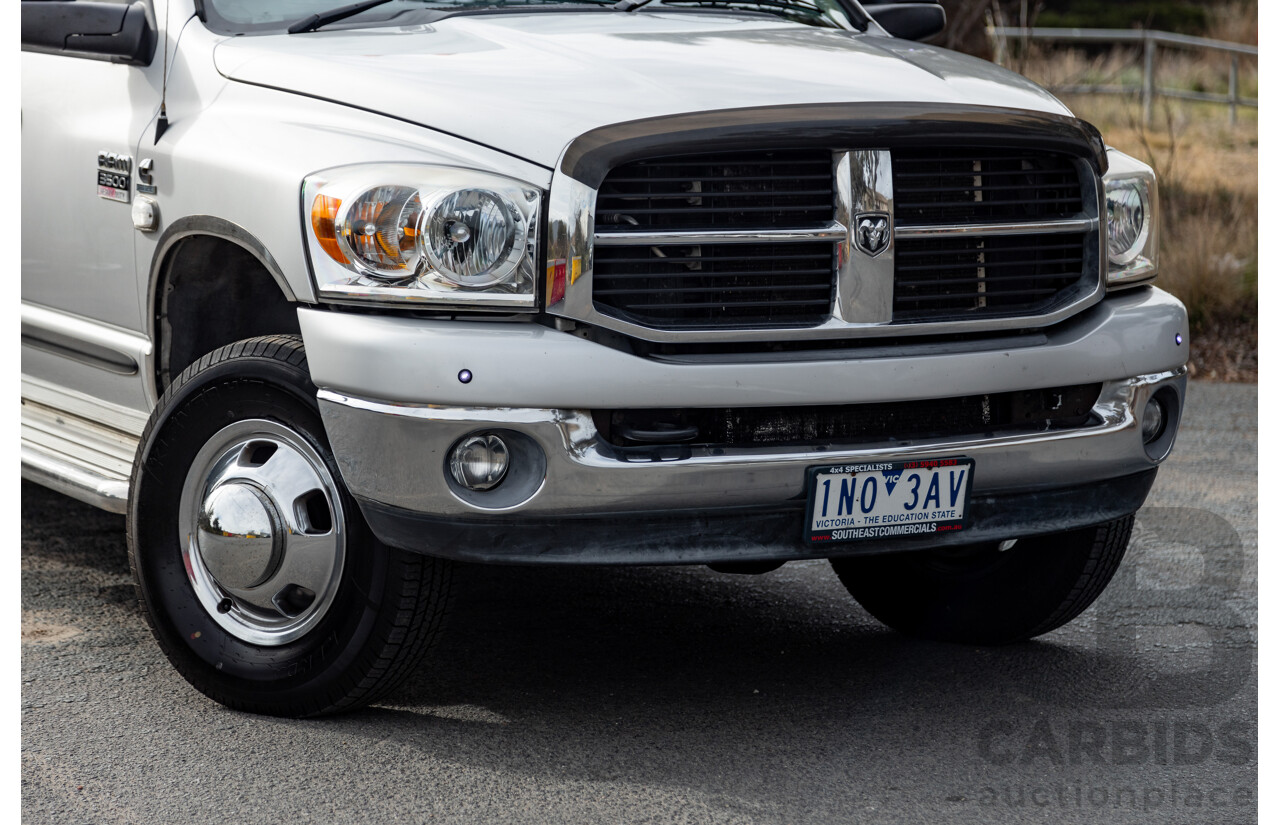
854, 213, 891, 257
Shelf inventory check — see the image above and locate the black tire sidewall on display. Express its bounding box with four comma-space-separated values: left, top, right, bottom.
131, 351, 389, 714
832, 521, 1129, 644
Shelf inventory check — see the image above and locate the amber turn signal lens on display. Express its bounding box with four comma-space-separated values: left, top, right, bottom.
310, 195, 348, 264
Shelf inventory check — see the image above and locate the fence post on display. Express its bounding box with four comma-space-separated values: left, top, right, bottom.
1229, 55, 1239, 125
1142, 35, 1156, 127
985, 14, 1005, 67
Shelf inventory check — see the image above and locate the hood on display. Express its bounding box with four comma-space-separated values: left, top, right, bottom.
214, 12, 1073, 170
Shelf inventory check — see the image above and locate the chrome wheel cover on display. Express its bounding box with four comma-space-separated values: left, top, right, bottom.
179, 419, 346, 646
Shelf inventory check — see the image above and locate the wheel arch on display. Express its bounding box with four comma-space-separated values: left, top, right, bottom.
149, 216, 309, 396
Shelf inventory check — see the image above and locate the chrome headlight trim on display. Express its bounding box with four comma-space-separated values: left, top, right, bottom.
302, 164, 542, 309
1104, 148, 1159, 288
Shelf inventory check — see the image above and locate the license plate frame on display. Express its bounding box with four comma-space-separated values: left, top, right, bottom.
803, 457, 974, 546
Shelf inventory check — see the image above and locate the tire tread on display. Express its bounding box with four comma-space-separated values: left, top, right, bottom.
1019, 515, 1133, 640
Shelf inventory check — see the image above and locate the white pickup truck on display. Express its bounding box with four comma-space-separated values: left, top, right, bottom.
21, 0, 1186, 716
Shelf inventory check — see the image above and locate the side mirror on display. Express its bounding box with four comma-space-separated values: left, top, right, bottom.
862, 1, 946, 41
22, 1, 157, 66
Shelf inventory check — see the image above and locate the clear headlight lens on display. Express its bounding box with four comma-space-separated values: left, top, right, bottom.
1106, 182, 1148, 265
304, 165, 541, 308
1103, 149, 1159, 287
423, 189, 527, 288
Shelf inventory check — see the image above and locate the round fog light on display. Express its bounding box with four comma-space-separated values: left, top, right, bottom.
449, 434, 510, 491
1141, 399, 1166, 444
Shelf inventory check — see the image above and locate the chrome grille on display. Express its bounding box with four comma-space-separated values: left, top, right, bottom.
565, 137, 1102, 342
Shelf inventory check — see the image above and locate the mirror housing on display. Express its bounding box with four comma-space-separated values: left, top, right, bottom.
863, 1, 946, 41
22, 1, 157, 66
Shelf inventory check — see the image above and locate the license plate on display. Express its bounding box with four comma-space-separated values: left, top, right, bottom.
804, 458, 974, 545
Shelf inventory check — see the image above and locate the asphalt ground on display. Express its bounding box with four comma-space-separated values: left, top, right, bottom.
21, 380, 1257, 824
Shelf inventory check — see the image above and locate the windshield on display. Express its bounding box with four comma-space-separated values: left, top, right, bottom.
201, 0, 868, 34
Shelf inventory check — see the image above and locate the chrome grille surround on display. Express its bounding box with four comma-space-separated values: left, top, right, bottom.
546, 109, 1106, 344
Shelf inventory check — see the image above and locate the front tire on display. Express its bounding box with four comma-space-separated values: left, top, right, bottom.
829, 517, 1134, 644
128, 336, 452, 717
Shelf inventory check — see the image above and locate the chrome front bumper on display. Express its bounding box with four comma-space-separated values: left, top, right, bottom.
315, 369, 1184, 519
299, 288, 1188, 560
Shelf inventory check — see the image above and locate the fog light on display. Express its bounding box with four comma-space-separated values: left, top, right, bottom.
449, 434, 509, 491
1141, 399, 1166, 444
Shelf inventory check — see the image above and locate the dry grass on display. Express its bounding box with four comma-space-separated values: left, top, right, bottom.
1206, 0, 1258, 45
1073, 95, 1257, 379
1008, 19, 1258, 380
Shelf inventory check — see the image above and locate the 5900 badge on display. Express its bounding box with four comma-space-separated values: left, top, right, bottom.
804, 458, 974, 545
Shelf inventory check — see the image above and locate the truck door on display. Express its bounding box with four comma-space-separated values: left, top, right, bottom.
21, 0, 169, 408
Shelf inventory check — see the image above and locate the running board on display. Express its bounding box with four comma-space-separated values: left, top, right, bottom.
21, 444, 131, 514
21, 389, 145, 514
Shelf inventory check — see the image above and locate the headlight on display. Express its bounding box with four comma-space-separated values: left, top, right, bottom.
303, 165, 541, 308
422, 189, 527, 288
1106, 181, 1148, 264
1103, 149, 1159, 287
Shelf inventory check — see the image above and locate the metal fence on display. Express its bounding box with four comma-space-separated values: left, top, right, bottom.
987, 26, 1258, 125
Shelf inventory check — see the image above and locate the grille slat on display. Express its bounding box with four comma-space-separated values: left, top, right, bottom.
898, 259, 1083, 274
596, 284, 832, 296
901, 288, 1064, 303
894, 168, 1077, 181
609, 158, 832, 168
896, 181, 1077, 195
617, 298, 832, 311
598, 204, 832, 217
605, 188, 835, 201
605, 174, 834, 184
597, 270, 833, 283
897, 273, 1082, 287
601, 253, 827, 265
897, 196, 1083, 210
897, 242, 1084, 260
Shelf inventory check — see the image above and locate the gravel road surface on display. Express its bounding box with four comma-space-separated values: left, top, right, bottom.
21, 380, 1257, 824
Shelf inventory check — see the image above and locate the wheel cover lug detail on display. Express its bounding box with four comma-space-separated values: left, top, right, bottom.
178, 420, 346, 647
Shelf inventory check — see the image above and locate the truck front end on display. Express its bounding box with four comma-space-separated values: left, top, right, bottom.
297, 106, 1185, 567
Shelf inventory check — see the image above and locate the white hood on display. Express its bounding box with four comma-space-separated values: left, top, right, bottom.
214, 12, 1073, 169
